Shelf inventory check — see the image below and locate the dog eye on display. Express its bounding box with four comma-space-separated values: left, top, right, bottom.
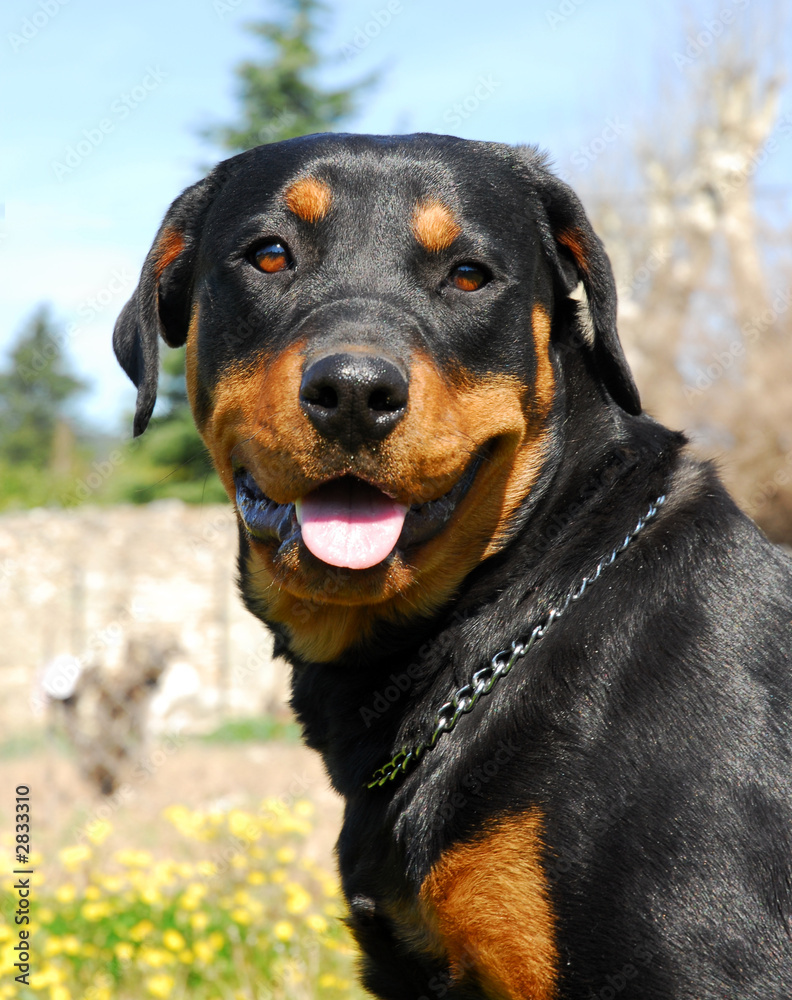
449, 263, 489, 292
252, 242, 292, 273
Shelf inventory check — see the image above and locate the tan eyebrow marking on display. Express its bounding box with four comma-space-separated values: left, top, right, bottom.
283, 177, 333, 223
411, 199, 462, 252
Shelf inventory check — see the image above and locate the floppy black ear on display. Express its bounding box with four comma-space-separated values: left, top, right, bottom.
516, 149, 641, 415
113, 172, 221, 436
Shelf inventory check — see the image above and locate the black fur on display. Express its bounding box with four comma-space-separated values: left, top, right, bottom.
115, 133, 792, 999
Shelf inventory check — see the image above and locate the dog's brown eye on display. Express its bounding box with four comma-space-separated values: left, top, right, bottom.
450, 263, 488, 291
253, 242, 291, 273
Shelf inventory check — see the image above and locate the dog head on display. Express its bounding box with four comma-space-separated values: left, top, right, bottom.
115, 133, 639, 661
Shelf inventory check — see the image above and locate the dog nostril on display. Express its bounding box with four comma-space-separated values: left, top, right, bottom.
303, 383, 338, 410
368, 388, 401, 412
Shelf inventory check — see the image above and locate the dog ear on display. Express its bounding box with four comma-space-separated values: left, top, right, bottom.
113, 172, 221, 436
518, 151, 641, 415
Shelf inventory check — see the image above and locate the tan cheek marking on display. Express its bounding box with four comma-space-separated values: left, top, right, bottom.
153, 224, 186, 279
412, 200, 461, 252
421, 810, 559, 1000
185, 304, 200, 413
531, 302, 555, 419
284, 177, 333, 223
193, 343, 554, 661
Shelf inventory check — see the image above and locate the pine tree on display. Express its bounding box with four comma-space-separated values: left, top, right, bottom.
122, 0, 376, 503
0, 307, 89, 508
208, 0, 375, 153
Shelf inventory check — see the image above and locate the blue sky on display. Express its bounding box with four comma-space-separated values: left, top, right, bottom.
2, 0, 790, 432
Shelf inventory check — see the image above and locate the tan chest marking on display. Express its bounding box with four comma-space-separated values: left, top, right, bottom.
420, 810, 559, 1000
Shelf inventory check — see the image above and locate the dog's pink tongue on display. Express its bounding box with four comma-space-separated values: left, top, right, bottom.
297, 480, 408, 570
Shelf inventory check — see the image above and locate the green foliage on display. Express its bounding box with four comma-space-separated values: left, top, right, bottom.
207, 0, 376, 152
102, 349, 228, 505
4, 799, 367, 998
0, 306, 93, 510
200, 715, 302, 745
0, 306, 87, 466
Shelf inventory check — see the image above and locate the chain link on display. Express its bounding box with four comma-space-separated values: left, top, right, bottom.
366, 493, 666, 789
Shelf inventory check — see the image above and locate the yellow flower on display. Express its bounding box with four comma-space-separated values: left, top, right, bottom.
230, 908, 251, 925
81, 901, 112, 921
208, 931, 224, 950
178, 949, 194, 963
162, 929, 185, 952
306, 914, 328, 933
318, 974, 339, 988
130, 920, 155, 942
29, 965, 64, 988
190, 912, 209, 933
163, 805, 205, 839
139, 947, 175, 968
294, 799, 314, 819
273, 920, 294, 942
85, 819, 113, 845
140, 886, 163, 906
100, 875, 124, 894
115, 849, 153, 868
145, 973, 175, 998
228, 810, 260, 841
58, 845, 91, 870
83, 884, 101, 900
276, 846, 296, 864
50, 986, 71, 1000
61, 936, 80, 955
38, 908, 55, 925
0, 926, 10, 942
285, 883, 311, 915
247, 871, 265, 885
271, 870, 286, 884
192, 941, 214, 963
115, 942, 134, 961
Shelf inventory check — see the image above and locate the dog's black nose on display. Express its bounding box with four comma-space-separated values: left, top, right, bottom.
300, 352, 408, 448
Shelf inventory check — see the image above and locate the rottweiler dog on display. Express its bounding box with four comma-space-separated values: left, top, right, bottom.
114, 133, 792, 999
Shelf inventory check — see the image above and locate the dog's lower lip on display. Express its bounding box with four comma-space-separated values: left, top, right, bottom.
233, 454, 484, 562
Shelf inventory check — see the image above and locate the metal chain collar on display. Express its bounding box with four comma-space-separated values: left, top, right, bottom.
366, 493, 667, 789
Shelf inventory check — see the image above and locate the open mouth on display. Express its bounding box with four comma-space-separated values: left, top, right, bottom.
234, 454, 484, 571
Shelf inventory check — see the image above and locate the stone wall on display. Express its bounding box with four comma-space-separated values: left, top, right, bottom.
0, 501, 289, 737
